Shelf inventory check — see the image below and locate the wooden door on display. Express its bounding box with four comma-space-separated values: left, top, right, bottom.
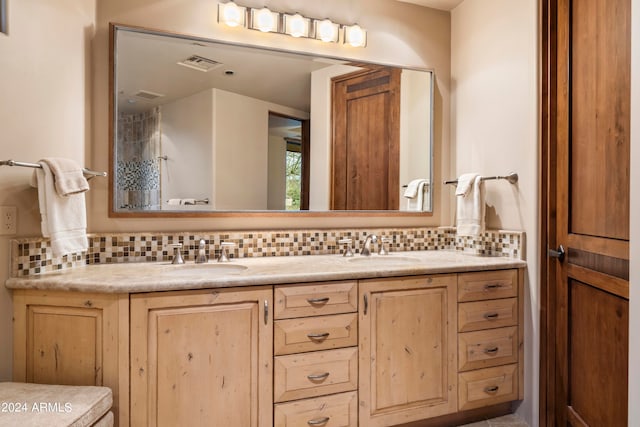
331, 67, 400, 210
359, 275, 458, 426
542, 0, 630, 425
130, 287, 273, 427
12, 291, 128, 426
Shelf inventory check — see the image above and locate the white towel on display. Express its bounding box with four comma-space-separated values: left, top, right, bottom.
456, 175, 486, 236
40, 157, 89, 196
403, 179, 430, 211
33, 162, 88, 257
455, 173, 479, 197
167, 199, 182, 205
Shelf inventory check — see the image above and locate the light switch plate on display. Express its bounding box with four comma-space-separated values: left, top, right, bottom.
0, 206, 17, 235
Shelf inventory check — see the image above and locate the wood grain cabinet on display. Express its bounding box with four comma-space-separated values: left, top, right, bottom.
12, 291, 129, 426
358, 275, 459, 427
456, 270, 524, 411
129, 287, 273, 427
274, 281, 359, 427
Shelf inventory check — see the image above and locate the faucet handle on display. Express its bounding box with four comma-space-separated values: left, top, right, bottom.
338, 238, 354, 257
169, 243, 185, 264
378, 237, 391, 255
218, 241, 236, 262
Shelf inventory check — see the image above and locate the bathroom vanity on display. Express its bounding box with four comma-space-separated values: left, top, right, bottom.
8, 251, 525, 427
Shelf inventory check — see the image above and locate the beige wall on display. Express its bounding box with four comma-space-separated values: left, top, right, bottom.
0, 0, 96, 381
629, 0, 639, 424
91, 0, 452, 231
451, 0, 538, 425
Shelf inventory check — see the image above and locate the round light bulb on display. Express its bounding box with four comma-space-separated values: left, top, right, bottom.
222, 2, 242, 27
289, 14, 306, 37
347, 25, 365, 47
318, 19, 336, 42
256, 7, 275, 32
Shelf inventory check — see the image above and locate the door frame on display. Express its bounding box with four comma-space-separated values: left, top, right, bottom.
539, 0, 555, 425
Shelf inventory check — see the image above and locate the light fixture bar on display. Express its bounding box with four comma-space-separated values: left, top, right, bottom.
216, 2, 367, 47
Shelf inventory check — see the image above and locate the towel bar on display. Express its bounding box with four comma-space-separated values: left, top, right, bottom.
444, 172, 518, 186
0, 159, 107, 178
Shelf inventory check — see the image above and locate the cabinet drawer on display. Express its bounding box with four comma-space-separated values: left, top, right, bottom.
275, 313, 357, 355
274, 347, 358, 403
458, 364, 518, 411
274, 391, 358, 427
458, 326, 518, 371
458, 298, 517, 332
458, 270, 517, 302
275, 282, 358, 319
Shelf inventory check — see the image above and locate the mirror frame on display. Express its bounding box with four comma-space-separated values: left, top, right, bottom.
108, 23, 435, 218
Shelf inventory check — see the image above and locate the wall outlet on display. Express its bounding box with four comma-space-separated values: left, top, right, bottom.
0, 206, 17, 235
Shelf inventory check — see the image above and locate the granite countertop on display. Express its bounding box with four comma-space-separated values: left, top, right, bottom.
5, 251, 526, 294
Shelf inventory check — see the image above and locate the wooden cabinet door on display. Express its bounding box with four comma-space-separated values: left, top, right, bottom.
12, 291, 128, 426
130, 287, 273, 427
359, 275, 457, 426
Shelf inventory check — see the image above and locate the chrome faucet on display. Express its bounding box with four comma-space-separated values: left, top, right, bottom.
195, 239, 208, 264
169, 243, 185, 264
217, 241, 236, 262
361, 234, 378, 256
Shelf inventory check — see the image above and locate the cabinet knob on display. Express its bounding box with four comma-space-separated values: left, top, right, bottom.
307, 332, 330, 341
307, 372, 330, 381
483, 312, 499, 320
307, 417, 330, 426
484, 385, 500, 394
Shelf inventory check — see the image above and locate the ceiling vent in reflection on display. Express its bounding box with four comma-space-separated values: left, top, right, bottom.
177, 55, 222, 72
133, 90, 165, 100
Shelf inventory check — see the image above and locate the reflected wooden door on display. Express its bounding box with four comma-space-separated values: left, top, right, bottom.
543, 0, 630, 425
331, 67, 400, 210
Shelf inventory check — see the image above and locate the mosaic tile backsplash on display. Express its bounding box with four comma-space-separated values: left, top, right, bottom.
11, 227, 524, 277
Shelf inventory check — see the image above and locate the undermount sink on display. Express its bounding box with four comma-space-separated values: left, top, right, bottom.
347, 255, 420, 265
162, 263, 248, 277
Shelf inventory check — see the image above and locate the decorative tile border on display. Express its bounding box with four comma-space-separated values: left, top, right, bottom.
10, 227, 524, 277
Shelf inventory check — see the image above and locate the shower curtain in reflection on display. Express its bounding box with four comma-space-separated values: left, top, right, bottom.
116, 107, 161, 209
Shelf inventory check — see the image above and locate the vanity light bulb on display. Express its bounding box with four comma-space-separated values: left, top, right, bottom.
221, 2, 243, 27
289, 14, 306, 37
345, 24, 366, 47
317, 19, 337, 42
255, 7, 276, 32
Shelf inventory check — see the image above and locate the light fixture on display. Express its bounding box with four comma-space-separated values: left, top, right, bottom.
216, 2, 366, 48
314, 18, 340, 43
344, 24, 367, 47
218, 1, 246, 28
284, 13, 310, 38
250, 7, 279, 33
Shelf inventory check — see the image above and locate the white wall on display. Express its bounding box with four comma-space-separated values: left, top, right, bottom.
400, 69, 433, 211
161, 90, 215, 209
629, 0, 639, 424
212, 89, 307, 210
451, 0, 538, 425
0, 0, 96, 381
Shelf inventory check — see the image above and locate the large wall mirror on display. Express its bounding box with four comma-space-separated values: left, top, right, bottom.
110, 25, 434, 216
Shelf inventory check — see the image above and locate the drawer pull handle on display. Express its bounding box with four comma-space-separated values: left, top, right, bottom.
307, 297, 330, 305
307, 417, 330, 426
484, 312, 499, 320
307, 372, 330, 381
484, 385, 500, 394
484, 346, 499, 355
484, 283, 503, 290
307, 332, 330, 340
